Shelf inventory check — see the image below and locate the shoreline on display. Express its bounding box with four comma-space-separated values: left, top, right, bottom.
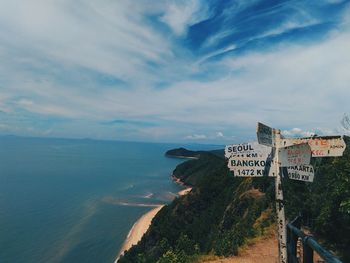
175, 175, 192, 196
116, 205, 164, 262
165, 154, 199, 160
171, 174, 193, 194
178, 187, 192, 196
115, 175, 192, 262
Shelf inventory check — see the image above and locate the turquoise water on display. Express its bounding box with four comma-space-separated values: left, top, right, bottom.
0, 137, 196, 263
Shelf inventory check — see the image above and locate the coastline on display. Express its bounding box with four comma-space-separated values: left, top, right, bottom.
116, 189, 192, 262
174, 174, 192, 196
178, 187, 192, 196
116, 174, 192, 262
116, 205, 164, 262
165, 154, 199, 160
172, 173, 192, 196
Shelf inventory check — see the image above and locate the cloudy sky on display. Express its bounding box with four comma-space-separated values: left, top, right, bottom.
0, 0, 349, 143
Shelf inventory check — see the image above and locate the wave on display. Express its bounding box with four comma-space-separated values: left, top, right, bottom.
143, 192, 154, 199
118, 202, 162, 207
102, 196, 162, 207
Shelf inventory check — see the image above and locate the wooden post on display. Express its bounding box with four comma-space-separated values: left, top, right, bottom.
274, 129, 288, 263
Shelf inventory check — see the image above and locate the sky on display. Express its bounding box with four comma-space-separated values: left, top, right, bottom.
0, 0, 350, 144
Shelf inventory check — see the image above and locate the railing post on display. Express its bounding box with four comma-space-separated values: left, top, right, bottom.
303, 237, 313, 263
290, 231, 298, 263
287, 217, 342, 263
287, 226, 291, 263
287, 219, 301, 263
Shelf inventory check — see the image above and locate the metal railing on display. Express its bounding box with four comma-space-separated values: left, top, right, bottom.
286, 216, 342, 263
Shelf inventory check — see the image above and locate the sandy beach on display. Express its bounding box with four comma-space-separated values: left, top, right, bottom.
115, 186, 192, 262
178, 187, 192, 196
116, 205, 164, 261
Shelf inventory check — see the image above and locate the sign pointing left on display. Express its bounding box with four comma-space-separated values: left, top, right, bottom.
225, 142, 276, 177
225, 141, 271, 159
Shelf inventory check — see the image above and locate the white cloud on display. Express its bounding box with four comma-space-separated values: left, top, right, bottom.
0, 0, 349, 142
282, 128, 315, 137
257, 19, 320, 40
185, 134, 207, 140
0, 0, 173, 86
161, 0, 211, 35
216, 131, 224, 137
16, 98, 79, 118
3, 25, 350, 140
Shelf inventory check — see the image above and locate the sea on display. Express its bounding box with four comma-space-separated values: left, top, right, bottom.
0, 136, 220, 263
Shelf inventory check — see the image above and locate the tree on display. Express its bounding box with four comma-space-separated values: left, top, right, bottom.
341, 113, 350, 131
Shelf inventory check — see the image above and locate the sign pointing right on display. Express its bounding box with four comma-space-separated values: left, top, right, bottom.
280, 136, 346, 157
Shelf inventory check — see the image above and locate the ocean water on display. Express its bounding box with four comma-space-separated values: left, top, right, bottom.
0, 137, 221, 263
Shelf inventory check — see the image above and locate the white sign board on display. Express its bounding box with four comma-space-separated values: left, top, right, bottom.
228, 156, 276, 177
226, 142, 276, 177
286, 165, 314, 182
257, 122, 273, 147
225, 141, 271, 159
279, 143, 311, 167
280, 136, 346, 157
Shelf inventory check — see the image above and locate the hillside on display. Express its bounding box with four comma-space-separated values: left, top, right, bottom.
118, 152, 274, 263
118, 138, 350, 262
282, 136, 350, 261
202, 229, 278, 263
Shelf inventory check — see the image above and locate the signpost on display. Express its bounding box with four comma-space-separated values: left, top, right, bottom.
225, 142, 270, 159
281, 136, 346, 157
257, 122, 273, 146
271, 128, 288, 263
225, 142, 275, 177
226, 122, 346, 263
286, 165, 315, 182
278, 143, 311, 167
228, 156, 274, 177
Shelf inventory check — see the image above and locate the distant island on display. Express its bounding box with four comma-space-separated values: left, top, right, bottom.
165, 147, 201, 159
165, 147, 224, 160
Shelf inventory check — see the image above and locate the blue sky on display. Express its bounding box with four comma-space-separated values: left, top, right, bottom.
0, 0, 350, 143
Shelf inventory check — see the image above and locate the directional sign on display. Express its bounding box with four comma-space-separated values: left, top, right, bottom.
228, 156, 276, 177
280, 136, 346, 157
257, 122, 273, 147
226, 142, 276, 177
286, 165, 315, 182
225, 141, 271, 159
279, 143, 311, 167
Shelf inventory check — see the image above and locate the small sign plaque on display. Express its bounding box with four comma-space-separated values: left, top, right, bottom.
257, 122, 273, 147
279, 143, 311, 167
286, 165, 315, 182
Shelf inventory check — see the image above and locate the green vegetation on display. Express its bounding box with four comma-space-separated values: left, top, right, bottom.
119, 152, 274, 263
283, 136, 350, 261
119, 138, 350, 262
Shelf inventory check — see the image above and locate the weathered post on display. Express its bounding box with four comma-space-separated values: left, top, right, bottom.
273, 128, 287, 263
